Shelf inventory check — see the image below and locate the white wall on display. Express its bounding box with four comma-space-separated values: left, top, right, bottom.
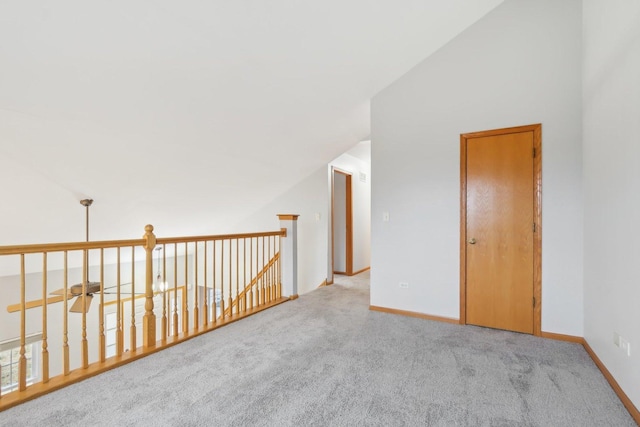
371, 0, 583, 335
583, 0, 640, 409
230, 149, 371, 295
230, 166, 329, 296
0, 151, 84, 247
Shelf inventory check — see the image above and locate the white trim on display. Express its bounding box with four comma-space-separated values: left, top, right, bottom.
0, 333, 42, 352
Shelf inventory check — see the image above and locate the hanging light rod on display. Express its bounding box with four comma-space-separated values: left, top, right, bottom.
80, 199, 93, 242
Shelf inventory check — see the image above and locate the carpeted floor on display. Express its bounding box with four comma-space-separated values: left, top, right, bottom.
0, 271, 635, 426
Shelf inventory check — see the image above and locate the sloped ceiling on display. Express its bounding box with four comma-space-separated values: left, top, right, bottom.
0, 0, 503, 243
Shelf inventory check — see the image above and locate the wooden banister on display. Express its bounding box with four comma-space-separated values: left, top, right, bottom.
0, 220, 294, 412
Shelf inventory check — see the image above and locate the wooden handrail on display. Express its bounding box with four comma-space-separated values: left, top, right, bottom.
155, 230, 285, 245
0, 231, 286, 256
0, 239, 145, 256
0, 230, 286, 256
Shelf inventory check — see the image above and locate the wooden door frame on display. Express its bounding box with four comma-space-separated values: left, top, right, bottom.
331, 167, 353, 276
459, 124, 542, 336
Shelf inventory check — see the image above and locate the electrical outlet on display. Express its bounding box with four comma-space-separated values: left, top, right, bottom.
383, 212, 390, 222
399, 282, 409, 289
315, 213, 321, 221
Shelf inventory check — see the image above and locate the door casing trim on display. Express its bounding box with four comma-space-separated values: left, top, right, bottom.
459, 123, 542, 336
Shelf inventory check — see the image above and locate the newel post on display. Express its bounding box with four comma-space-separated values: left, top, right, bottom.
278, 214, 299, 300
143, 224, 157, 348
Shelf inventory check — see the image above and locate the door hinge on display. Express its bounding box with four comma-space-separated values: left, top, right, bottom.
533, 222, 536, 232
533, 147, 536, 158
533, 297, 536, 307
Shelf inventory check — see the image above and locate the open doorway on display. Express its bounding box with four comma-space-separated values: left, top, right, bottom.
327, 141, 371, 284
332, 168, 353, 275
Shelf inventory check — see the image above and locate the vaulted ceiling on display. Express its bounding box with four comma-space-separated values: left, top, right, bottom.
0, 0, 503, 243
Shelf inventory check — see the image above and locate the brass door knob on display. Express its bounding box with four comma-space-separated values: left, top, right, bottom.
468, 238, 477, 244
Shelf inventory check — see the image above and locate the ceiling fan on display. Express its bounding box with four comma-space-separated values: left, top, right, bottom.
6, 199, 129, 314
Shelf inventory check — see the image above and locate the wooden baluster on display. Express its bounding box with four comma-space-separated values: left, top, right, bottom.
258, 237, 262, 306
243, 238, 247, 313
255, 237, 260, 307
99, 249, 105, 362
162, 244, 167, 340
116, 248, 123, 356
263, 236, 267, 304
130, 247, 136, 352
271, 237, 275, 301
252, 239, 256, 307
213, 240, 217, 323
261, 236, 266, 305
255, 237, 258, 306
269, 236, 273, 302
63, 251, 70, 375
278, 236, 282, 298
143, 224, 157, 349
182, 287, 188, 327
264, 238, 268, 303
19, 254, 27, 391
265, 237, 270, 302
255, 239, 258, 306
273, 236, 277, 300
274, 237, 278, 298
42, 253, 49, 383
270, 236, 274, 301
203, 241, 209, 326
235, 239, 239, 315
220, 240, 225, 320
267, 238, 271, 300
228, 239, 232, 316
194, 242, 199, 329
81, 249, 89, 368
173, 243, 178, 337
182, 242, 189, 333
248, 238, 253, 310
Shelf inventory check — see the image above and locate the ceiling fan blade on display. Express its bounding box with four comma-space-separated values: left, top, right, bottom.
69, 295, 93, 313
6, 295, 66, 313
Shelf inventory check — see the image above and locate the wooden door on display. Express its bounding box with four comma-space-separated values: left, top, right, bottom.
460, 124, 542, 335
